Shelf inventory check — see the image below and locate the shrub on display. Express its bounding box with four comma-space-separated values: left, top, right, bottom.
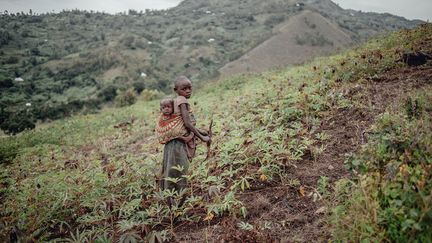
30, 47, 40, 56
98, 84, 118, 102
335, 92, 432, 242
29, 56, 38, 66
134, 39, 146, 49
264, 15, 285, 27
0, 139, 19, 164
295, 33, 334, 46
121, 35, 135, 49
115, 88, 137, 107
5, 56, 19, 64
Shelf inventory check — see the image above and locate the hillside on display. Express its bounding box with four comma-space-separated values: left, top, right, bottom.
220, 10, 352, 76
1, 24, 431, 242
0, 0, 422, 134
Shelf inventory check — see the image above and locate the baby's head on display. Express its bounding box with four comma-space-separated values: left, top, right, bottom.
174, 76, 192, 99
160, 98, 174, 115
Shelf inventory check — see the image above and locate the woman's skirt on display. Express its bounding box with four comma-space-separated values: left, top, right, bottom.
160, 139, 190, 191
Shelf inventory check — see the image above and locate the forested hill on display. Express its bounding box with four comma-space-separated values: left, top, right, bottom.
0, 0, 422, 134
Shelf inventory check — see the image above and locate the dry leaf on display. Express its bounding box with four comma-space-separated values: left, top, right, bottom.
315, 206, 327, 214
299, 186, 306, 197
204, 212, 214, 221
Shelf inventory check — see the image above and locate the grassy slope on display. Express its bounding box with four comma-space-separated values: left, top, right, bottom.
0, 24, 431, 241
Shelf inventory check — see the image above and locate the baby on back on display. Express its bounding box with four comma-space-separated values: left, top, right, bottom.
155, 98, 194, 147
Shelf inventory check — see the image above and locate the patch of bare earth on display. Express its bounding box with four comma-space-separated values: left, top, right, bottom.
173, 64, 432, 242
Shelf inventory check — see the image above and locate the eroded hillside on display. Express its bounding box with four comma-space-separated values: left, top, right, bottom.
219, 10, 352, 76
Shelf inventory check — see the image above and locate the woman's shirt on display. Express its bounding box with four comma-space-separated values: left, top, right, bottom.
174, 96, 196, 125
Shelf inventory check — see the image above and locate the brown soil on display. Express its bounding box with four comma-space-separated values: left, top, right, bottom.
172, 64, 432, 242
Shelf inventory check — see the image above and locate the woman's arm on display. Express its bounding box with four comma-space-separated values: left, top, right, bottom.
180, 103, 209, 142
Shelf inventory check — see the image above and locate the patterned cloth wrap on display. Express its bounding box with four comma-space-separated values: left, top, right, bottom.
155, 114, 188, 144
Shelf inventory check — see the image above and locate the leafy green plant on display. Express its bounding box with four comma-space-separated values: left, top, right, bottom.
119, 231, 142, 243
146, 230, 169, 243
231, 176, 252, 191
260, 221, 272, 231
64, 229, 90, 243
317, 176, 329, 196
206, 191, 244, 217
238, 221, 254, 231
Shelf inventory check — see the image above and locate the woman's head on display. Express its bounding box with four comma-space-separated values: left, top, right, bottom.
174, 76, 192, 98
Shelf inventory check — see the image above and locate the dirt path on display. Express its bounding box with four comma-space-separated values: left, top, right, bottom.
173, 64, 432, 242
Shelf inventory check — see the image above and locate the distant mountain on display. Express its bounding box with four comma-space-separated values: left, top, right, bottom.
0, 0, 422, 134
219, 10, 353, 76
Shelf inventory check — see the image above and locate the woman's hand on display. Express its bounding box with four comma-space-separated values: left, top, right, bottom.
201, 135, 210, 143
199, 129, 209, 136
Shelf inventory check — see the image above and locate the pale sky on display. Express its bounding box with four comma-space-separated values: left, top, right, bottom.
0, 0, 431, 21
332, 0, 431, 21
0, 0, 180, 14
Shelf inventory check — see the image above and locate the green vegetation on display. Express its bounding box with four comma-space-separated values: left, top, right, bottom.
115, 88, 138, 107
0, 12, 430, 243
0, 0, 421, 134
333, 91, 432, 242
295, 32, 334, 46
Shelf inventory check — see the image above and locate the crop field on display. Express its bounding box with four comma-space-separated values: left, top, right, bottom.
1, 24, 431, 242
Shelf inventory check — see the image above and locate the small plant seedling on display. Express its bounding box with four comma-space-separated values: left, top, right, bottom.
317, 176, 329, 195
260, 221, 272, 230
237, 221, 254, 231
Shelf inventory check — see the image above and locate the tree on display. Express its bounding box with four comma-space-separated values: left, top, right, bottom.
132, 81, 145, 94
0, 75, 13, 89
128, 9, 138, 15
30, 47, 40, 56
0, 109, 36, 135
0, 30, 11, 47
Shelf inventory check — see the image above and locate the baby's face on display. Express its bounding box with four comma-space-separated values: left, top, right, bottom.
160, 100, 173, 115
